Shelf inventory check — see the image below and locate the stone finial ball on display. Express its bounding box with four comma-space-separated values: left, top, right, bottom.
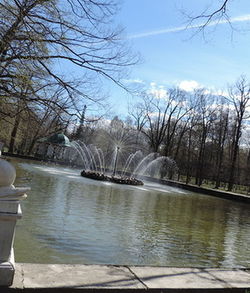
0, 159, 16, 187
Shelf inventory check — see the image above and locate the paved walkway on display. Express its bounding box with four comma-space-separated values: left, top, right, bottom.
7, 263, 250, 292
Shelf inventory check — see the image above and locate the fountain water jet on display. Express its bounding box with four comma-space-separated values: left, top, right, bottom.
112, 146, 120, 177
68, 141, 178, 186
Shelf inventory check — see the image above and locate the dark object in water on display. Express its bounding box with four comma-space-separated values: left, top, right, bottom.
80, 170, 143, 186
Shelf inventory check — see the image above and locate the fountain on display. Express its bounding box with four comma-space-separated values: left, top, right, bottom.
79, 145, 144, 185
35, 133, 178, 186
68, 141, 178, 186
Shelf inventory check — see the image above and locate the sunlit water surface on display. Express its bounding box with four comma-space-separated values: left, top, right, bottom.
12, 159, 250, 267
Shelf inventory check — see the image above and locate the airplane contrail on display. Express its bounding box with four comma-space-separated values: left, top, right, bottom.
128, 14, 250, 39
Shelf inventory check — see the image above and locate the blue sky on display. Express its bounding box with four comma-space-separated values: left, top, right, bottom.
107, 0, 250, 117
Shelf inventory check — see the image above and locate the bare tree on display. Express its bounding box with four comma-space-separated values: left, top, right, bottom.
0, 0, 137, 119
162, 89, 193, 157
184, 113, 199, 184
183, 0, 234, 36
136, 88, 191, 153
192, 89, 217, 186
227, 76, 250, 191
128, 101, 147, 132
188, 0, 230, 29
213, 102, 229, 188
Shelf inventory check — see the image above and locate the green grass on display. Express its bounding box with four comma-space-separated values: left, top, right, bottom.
178, 176, 250, 196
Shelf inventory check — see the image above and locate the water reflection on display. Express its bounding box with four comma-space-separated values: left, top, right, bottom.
13, 160, 250, 267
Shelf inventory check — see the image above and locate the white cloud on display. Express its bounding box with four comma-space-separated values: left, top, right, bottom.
128, 14, 250, 39
122, 78, 145, 85
178, 80, 201, 92
148, 83, 168, 99
178, 81, 230, 97
211, 89, 228, 97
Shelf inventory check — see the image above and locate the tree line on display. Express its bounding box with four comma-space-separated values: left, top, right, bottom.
73, 76, 250, 193
3, 75, 250, 194
130, 77, 250, 192
1, 76, 250, 193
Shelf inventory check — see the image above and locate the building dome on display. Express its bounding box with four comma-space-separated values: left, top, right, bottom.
39, 133, 71, 147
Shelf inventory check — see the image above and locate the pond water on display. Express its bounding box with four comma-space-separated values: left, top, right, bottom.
12, 158, 250, 268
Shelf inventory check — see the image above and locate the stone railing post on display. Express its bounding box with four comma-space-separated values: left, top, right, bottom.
0, 159, 29, 286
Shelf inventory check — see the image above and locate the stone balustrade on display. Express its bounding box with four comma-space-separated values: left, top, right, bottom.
0, 158, 29, 286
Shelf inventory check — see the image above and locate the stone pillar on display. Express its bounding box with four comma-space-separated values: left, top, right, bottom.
0, 159, 29, 286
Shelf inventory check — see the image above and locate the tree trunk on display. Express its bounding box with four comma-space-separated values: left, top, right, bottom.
9, 116, 20, 153
228, 121, 241, 191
